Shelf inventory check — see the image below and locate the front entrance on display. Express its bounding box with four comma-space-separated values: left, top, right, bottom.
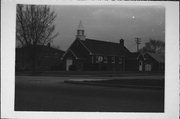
139, 61, 143, 71
66, 59, 73, 71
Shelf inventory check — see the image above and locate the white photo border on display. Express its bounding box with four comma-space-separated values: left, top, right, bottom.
1, 0, 179, 119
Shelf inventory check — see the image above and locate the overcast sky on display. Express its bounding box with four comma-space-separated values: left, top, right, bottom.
51, 5, 165, 52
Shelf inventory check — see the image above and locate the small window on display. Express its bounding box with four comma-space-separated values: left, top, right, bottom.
104, 56, 108, 63
118, 57, 123, 64
112, 56, 115, 63
145, 64, 151, 71
96, 56, 103, 63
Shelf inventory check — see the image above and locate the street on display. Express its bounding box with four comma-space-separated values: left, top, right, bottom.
15, 76, 164, 112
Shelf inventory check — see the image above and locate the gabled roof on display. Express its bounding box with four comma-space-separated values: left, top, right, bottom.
79, 39, 131, 56
65, 49, 85, 59
137, 52, 165, 63
146, 52, 165, 63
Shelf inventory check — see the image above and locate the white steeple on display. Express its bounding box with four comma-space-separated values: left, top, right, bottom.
78, 20, 84, 30
76, 20, 85, 40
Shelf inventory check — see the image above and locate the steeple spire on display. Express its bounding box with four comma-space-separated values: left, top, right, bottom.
76, 20, 85, 40
78, 20, 84, 30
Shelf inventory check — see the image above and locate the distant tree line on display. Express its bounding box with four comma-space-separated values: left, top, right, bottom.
140, 39, 165, 54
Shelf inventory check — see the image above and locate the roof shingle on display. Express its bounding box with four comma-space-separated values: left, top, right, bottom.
79, 39, 130, 56
147, 52, 165, 63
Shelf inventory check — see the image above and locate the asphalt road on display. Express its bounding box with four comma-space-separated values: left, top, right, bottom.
15, 76, 164, 112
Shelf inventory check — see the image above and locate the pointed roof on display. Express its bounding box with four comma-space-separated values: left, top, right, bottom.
78, 20, 84, 30
137, 52, 165, 63
146, 52, 165, 63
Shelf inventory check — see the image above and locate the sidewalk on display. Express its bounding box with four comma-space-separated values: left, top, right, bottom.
64, 75, 164, 89
66, 75, 164, 81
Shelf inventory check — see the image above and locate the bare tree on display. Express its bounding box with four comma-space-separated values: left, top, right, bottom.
140, 39, 165, 54
51, 45, 61, 50
16, 4, 58, 72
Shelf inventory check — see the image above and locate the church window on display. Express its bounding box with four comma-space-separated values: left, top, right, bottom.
145, 64, 152, 71
104, 56, 108, 63
112, 56, 115, 63
118, 57, 123, 64
96, 56, 103, 63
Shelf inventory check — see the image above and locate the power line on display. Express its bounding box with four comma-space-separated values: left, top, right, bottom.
135, 37, 141, 52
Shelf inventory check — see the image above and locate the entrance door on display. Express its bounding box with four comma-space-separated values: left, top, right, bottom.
139, 61, 143, 71
66, 59, 73, 71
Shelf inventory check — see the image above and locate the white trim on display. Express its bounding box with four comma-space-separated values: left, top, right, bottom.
61, 48, 79, 60
61, 39, 77, 60
69, 49, 79, 59
66, 59, 73, 71
137, 53, 144, 61
61, 52, 67, 60
139, 60, 143, 71
61, 49, 71, 60
77, 39, 93, 55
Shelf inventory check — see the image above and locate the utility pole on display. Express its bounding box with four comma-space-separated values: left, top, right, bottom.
135, 37, 141, 52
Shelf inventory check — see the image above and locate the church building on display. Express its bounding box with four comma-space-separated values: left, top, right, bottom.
61, 21, 133, 71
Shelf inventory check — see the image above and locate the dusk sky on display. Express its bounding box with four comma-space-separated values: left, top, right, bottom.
51, 5, 165, 52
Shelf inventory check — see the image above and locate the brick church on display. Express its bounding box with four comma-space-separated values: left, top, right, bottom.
15, 21, 164, 72
61, 21, 139, 71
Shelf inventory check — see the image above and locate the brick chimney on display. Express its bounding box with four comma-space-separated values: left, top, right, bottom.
120, 39, 124, 46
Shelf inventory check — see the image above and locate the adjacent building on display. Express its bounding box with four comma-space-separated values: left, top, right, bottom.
137, 52, 165, 72
16, 44, 65, 71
